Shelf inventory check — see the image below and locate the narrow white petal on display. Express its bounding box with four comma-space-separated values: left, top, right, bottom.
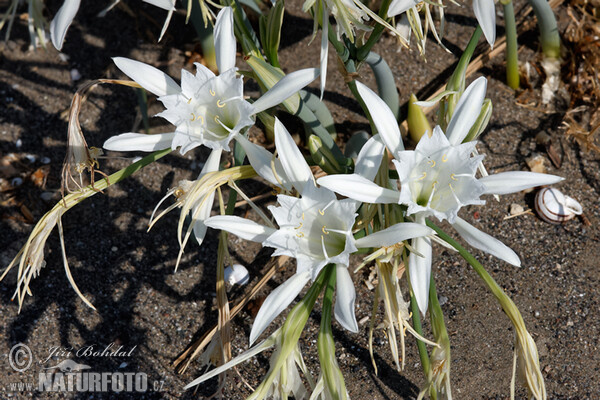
334, 265, 358, 333
274, 118, 314, 194
157, 2, 175, 42
446, 77, 487, 145
214, 7, 237, 73
409, 235, 432, 315
355, 222, 433, 248
204, 216, 276, 243
252, 68, 320, 114
479, 172, 564, 195
50, 0, 81, 50
143, 0, 175, 10
112, 57, 180, 97
319, 10, 329, 99
250, 271, 311, 345
452, 217, 520, 266
388, 0, 417, 17
354, 134, 385, 181
317, 174, 400, 204
103, 132, 175, 152
356, 81, 404, 156
473, 0, 496, 47
192, 150, 222, 246
236, 134, 290, 190
185, 333, 277, 389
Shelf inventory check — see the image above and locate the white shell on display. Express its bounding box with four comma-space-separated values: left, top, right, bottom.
535, 187, 582, 224
224, 264, 249, 285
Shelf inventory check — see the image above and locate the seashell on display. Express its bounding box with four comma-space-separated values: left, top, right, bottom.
224, 263, 249, 285
535, 187, 582, 224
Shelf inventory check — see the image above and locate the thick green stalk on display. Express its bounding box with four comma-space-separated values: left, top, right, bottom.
502, 0, 520, 89
356, 0, 393, 61
527, 0, 561, 59
365, 52, 399, 120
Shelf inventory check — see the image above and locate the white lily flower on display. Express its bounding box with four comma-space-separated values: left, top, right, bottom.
318, 80, 564, 313
104, 7, 319, 155
205, 119, 432, 343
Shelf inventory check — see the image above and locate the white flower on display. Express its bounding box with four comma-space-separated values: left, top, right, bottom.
318, 78, 564, 313
103, 7, 319, 155
205, 118, 432, 343
473, 0, 497, 47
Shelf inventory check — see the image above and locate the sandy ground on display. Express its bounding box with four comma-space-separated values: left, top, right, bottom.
1, 0, 599, 399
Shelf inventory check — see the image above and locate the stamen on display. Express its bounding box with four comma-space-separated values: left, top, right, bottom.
190, 113, 196, 121
296, 232, 305, 238
450, 174, 458, 181
448, 183, 463, 206
196, 115, 205, 124
321, 235, 329, 259
187, 98, 192, 104
418, 172, 427, 180
426, 181, 438, 207
318, 209, 325, 215
209, 89, 216, 96
214, 116, 220, 124
322, 226, 329, 234
216, 100, 226, 108
301, 212, 305, 220
442, 154, 448, 162
428, 159, 436, 167
295, 222, 303, 230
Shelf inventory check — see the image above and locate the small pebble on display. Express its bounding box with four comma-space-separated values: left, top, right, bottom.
59, 53, 70, 62
111, 246, 118, 252
16, 139, 22, 148
510, 203, 524, 215
438, 295, 448, 306
224, 263, 249, 285
41, 157, 51, 164
119, 362, 128, 369
40, 192, 54, 201
11, 177, 23, 186
25, 154, 36, 163
70, 68, 82, 81
534, 311, 540, 318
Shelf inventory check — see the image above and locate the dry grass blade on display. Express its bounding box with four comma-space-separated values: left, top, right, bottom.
173, 255, 289, 374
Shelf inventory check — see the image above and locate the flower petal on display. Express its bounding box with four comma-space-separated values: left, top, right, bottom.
143, 0, 175, 10
334, 265, 358, 333
50, 0, 81, 51
319, 9, 329, 99
354, 134, 385, 181
355, 222, 433, 248
235, 134, 291, 191
446, 77, 487, 146
274, 118, 314, 194
214, 7, 237, 73
388, 0, 417, 17
192, 149, 222, 246
250, 270, 311, 345
451, 217, 520, 266
409, 234, 432, 315
112, 57, 180, 97
317, 174, 400, 204
473, 0, 496, 47
252, 68, 320, 114
103, 132, 175, 152
204, 215, 276, 243
356, 81, 404, 156
479, 171, 564, 195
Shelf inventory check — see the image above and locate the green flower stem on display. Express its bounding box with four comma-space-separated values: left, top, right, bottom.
299, 90, 337, 136
428, 276, 450, 400
135, 88, 150, 134
319, 265, 349, 399
426, 219, 546, 399
296, 98, 346, 163
356, 0, 393, 61
527, 0, 561, 59
62, 148, 173, 210
249, 264, 335, 399
226, 0, 261, 56
365, 52, 399, 120
502, 0, 520, 89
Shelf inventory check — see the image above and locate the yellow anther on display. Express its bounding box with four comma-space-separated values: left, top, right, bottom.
449, 183, 454, 190
190, 113, 196, 121
294, 222, 303, 230
209, 89, 216, 96
432, 180, 438, 188
196, 115, 205, 124
296, 232, 305, 238
428, 159, 436, 168
450, 174, 458, 181
216, 100, 226, 108
301, 212, 305, 220
418, 172, 427, 180
187, 98, 192, 104
322, 226, 329, 235
442, 154, 448, 162
174, 188, 185, 198
318, 209, 325, 216
214, 116, 220, 123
